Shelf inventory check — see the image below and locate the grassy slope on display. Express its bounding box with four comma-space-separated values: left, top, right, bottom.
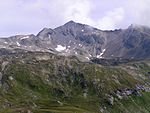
0, 52, 149, 113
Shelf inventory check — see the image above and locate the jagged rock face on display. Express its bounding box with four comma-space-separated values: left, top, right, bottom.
30, 21, 150, 60
101, 25, 150, 59
1, 21, 150, 60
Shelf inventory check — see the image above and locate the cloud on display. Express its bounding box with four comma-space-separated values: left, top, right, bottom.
0, 0, 94, 36
0, 0, 150, 36
96, 7, 124, 30
62, 0, 125, 30
63, 0, 94, 25
125, 0, 150, 26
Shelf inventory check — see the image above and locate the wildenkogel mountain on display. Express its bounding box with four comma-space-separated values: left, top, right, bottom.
1, 21, 150, 60
0, 21, 150, 113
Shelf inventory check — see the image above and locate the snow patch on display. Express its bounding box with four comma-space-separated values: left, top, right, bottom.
4, 42, 8, 44
65, 49, 70, 53
81, 29, 84, 32
86, 57, 90, 60
20, 36, 29, 40
55, 45, 66, 52
89, 54, 92, 57
97, 49, 106, 58
75, 52, 78, 55
48, 34, 51, 39
79, 44, 82, 47
16, 42, 21, 46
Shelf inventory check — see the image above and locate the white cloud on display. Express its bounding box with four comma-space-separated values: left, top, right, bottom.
96, 7, 125, 30
126, 0, 150, 26
0, 0, 150, 36
63, 0, 94, 25
24, 0, 124, 30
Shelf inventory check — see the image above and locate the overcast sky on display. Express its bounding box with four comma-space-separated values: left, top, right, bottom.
0, 0, 150, 36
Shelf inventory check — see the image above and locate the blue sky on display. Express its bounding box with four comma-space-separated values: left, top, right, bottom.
0, 0, 150, 36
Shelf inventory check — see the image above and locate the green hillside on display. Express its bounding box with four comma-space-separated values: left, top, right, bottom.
0, 52, 150, 113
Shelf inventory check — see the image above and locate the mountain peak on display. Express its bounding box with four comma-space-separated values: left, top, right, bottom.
128, 24, 149, 30
63, 20, 79, 28
128, 24, 141, 29
65, 20, 77, 25
127, 24, 150, 34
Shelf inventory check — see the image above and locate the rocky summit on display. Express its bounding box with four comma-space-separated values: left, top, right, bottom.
0, 21, 150, 113
1, 21, 150, 60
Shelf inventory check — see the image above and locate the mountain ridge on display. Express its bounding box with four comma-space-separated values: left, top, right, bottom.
0, 21, 150, 61
0, 21, 150, 113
